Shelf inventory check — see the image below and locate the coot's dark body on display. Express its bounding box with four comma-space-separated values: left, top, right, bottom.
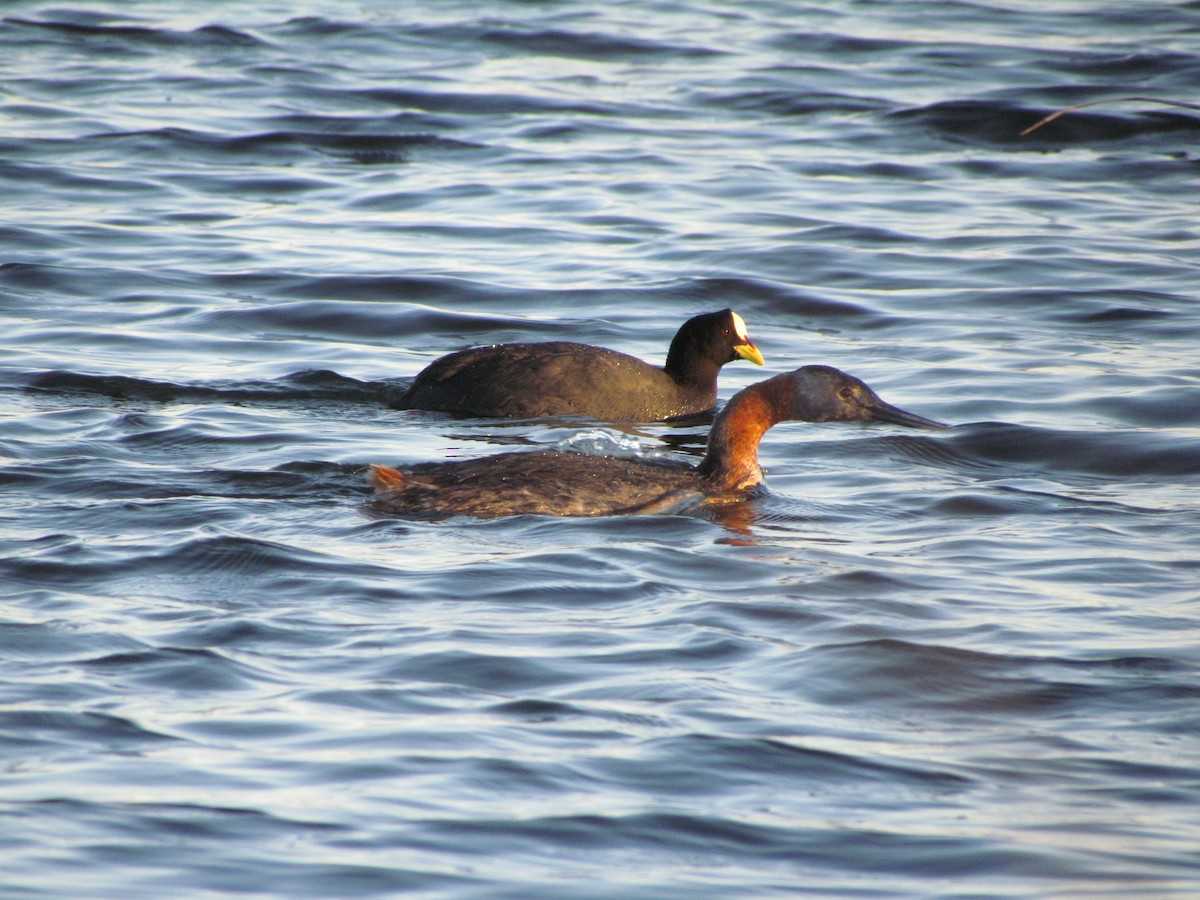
394, 309, 763, 421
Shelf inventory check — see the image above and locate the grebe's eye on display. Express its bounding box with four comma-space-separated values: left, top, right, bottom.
720, 328, 730, 336
838, 386, 854, 401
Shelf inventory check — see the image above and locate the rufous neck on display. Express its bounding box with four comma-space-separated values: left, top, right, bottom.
698, 380, 789, 491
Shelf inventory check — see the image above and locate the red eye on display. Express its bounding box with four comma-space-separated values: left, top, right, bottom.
721, 329, 730, 336
838, 387, 854, 400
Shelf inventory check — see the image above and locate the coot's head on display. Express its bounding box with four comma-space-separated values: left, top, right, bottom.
784, 365, 948, 428
665, 309, 764, 378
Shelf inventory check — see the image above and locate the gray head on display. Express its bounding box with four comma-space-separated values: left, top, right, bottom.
780, 365, 948, 428
699, 364, 947, 492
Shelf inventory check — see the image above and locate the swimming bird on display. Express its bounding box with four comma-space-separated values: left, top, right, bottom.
393, 308, 764, 421
369, 365, 946, 520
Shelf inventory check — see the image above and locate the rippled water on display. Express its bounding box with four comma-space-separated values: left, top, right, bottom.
2, 1, 1199, 896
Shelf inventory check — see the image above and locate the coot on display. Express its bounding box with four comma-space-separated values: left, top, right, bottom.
394, 309, 764, 421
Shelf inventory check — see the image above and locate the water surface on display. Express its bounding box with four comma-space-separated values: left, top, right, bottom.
2, 1, 1199, 896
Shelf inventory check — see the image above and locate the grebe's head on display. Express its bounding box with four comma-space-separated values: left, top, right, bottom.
783, 365, 948, 429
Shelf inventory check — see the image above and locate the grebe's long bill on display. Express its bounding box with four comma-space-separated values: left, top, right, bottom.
371, 365, 946, 520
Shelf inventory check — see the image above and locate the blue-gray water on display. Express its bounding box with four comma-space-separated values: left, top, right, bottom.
2, 1, 1199, 897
